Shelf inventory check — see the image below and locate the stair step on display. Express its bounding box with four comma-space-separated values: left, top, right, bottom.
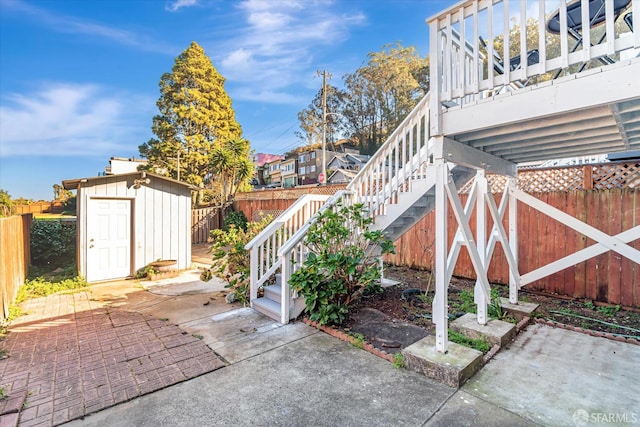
264, 284, 282, 301
252, 297, 281, 322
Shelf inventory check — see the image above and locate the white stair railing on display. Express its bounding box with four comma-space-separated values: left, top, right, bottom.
246, 92, 435, 323
349, 93, 432, 217
276, 190, 352, 323
244, 194, 330, 302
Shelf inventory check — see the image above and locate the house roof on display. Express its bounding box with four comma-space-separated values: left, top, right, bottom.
328, 169, 359, 181
62, 171, 197, 191
327, 153, 371, 167
253, 153, 284, 167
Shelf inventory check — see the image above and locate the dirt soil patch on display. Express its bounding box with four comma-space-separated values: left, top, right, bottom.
344, 265, 640, 346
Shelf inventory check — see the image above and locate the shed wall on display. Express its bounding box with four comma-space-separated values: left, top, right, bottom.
76, 175, 191, 281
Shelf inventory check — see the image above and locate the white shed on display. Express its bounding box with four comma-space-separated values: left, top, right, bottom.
63, 172, 194, 282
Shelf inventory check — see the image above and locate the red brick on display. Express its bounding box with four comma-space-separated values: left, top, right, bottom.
52, 408, 70, 425
0, 412, 19, 427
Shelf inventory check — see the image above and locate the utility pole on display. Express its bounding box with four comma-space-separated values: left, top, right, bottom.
317, 69, 331, 185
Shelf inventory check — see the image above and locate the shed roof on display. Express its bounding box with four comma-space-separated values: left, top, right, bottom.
62, 171, 197, 191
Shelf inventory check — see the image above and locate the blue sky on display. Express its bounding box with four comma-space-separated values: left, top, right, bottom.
0, 0, 452, 201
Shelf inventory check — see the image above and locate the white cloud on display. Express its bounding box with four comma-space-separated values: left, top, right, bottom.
165, 0, 199, 12
0, 83, 153, 157
213, 0, 366, 103
230, 87, 306, 104
3, 0, 176, 54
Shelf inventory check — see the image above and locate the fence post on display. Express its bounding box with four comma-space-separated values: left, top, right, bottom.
582, 165, 593, 189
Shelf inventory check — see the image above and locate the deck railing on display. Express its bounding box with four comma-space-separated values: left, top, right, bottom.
428, 0, 639, 118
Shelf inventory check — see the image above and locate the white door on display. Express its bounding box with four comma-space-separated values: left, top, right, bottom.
87, 198, 132, 281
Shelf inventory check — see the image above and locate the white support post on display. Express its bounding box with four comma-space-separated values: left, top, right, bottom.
485, 183, 521, 295
433, 152, 449, 353
475, 170, 488, 325
280, 252, 292, 324
249, 246, 259, 304
508, 178, 518, 303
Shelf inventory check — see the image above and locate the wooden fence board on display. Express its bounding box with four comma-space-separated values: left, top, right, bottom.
564, 192, 576, 297
584, 191, 598, 300
191, 207, 221, 244
619, 190, 633, 306
607, 191, 622, 305
0, 214, 31, 321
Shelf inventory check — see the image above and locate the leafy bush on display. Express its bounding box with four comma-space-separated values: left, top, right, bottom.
30, 219, 76, 268
204, 215, 273, 304
223, 210, 248, 232
289, 201, 395, 326
134, 264, 157, 279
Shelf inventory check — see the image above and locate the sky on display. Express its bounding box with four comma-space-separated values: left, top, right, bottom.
0, 0, 454, 201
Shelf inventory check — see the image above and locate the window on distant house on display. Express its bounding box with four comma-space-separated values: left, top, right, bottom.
299, 166, 306, 175
311, 152, 316, 159
310, 165, 316, 173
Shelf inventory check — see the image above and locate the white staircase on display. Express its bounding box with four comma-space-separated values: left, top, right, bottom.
245, 93, 474, 323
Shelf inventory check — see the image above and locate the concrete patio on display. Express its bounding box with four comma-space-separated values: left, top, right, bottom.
1, 266, 638, 426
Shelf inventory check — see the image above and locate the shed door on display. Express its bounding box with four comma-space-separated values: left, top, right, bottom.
87, 198, 132, 281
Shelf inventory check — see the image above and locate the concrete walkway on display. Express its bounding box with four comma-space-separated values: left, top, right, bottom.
2, 267, 639, 426
65, 312, 640, 427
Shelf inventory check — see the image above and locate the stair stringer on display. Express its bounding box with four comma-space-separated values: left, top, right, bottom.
372, 165, 476, 241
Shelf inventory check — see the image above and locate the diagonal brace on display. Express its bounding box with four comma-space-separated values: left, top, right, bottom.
521, 226, 640, 286
513, 188, 640, 263
485, 190, 521, 287
445, 175, 491, 301
446, 179, 478, 284
485, 180, 510, 266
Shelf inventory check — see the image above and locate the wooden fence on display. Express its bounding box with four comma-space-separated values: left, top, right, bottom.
191, 206, 222, 244
233, 182, 639, 308
234, 184, 347, 222
0, 214, 32, 321
459, 161, 640, 193
386, 189, 639, 308
13, 201, 65, 215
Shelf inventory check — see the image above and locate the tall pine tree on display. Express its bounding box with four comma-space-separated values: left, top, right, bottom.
140, 42, 248, 205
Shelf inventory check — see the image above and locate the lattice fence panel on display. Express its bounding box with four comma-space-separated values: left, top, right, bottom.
235, 183, 347, 200
459, 161, 640, 193
592, 162, 640, 189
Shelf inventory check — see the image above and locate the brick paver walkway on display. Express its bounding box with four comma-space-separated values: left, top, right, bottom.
0, 291, 225, 427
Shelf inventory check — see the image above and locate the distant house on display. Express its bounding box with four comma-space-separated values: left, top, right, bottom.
62, 172, 195, 282
264, 160, 283, 187
297, 149, 321, 185
252, 153, 284, 185
105, 157, 147, 175
328, 168, 359, 184
327, 153, 371, 173
281, 158, 297, 188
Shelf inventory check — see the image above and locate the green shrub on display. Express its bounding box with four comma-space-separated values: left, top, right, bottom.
223, 210, 248, 232
289, 201, 395, 326
205, 215, 273, 304
30, 219, 76, 268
